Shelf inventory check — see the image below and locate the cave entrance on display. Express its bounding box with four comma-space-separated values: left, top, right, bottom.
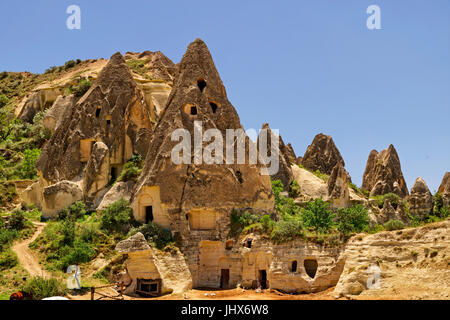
145, 206, 154, 224
220, 269, 230, 289
136, 279, 161, 297
110, 167, 117, 182
291, 260, 297, 272
304, 259, 318, 279
210, 102, 218, 113
197, 79, 206, 92
258, 270, 267, 289
190, 105, 198, 115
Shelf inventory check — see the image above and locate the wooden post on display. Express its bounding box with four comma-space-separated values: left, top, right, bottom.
91, 287, 95, 300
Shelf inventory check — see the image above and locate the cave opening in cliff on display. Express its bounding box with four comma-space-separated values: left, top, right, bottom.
110, 167, 117, 182
96, 107, 101, 118
304, 259, 318, 279
258, 270, 267, 289
220, 269, 230, 289
245, 238, 252, 248
197, 79, 206, 92
210, 102, 218, 113
145, 206, 154, 223
291, 260, 297, 272
190, 105, 198, 115
136, 279, 161, 297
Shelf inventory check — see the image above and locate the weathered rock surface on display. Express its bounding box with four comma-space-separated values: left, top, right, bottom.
97, 181, 135, 211
291, 165, 328, 201
362, 145, 409, 197
236, 235, 346, 293
438, 172, 450, 207
36, 52, 154, 184
257, 123, 293, 191
301, 133, 345, 175
409, 177, 433, 218
82, 142, 110, 202
43, 95, 75, 132
42, 180, 83, 217
327, 163, 350, 208
334, 220, 450, 299
116, 232, 151, 252
131, 39, 274, 288
132, 39, 274, 221
116, 233, 192, 296
284, 143, 297, 165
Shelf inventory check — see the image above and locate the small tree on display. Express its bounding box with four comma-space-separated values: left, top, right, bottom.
100, 199, 134, 234
336, 204, 370, 235
9, 209, 26, 230
17, 148, 41, 179
300, 198, 335, 233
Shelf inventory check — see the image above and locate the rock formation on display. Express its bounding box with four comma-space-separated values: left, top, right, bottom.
334, 220, 450, 299
284, 143, 297, 165
130, 39, 274, 288
116, 233, 192, 296
361, 145, 409, 197
21, 52, 158, 216
37, 52, 155, 184
257, 123, 293, 191
301, 133, 345, 175
42, 95, 75, 133
409, 177, 433, 218
327, 163, 350, 208
438, 172, 450, 207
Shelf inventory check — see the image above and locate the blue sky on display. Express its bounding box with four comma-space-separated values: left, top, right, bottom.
1, 0, 449, 191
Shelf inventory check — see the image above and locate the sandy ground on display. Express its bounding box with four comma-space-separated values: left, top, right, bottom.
68, 287, 338, 301
11, 222, 49, 278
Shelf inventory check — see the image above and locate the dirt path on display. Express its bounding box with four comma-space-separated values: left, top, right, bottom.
12, 222, 49, 278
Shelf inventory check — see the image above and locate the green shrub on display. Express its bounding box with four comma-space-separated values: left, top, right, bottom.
15, 148, 41, 179
118, 154, 143, 182
61, 219, 75, 246
71, 79, 91, 97
272, 180, 301, 218
0, 182, 17, 207
9, 209, 26, 230
271, 220, 303, 243
64, 60, 76, 70
260, 214, 275, 232
57, 201, 87, 221
0, 228, 19, 250
126, 59, 148, 76
372, 193, 400, 208
59, 240, 95, 269
0, 94, 9, 108
129, 222, 173, 250
288, 180, 301, 198
0, 249, 18, 270
21, 277, 67, 300
336, 204, 370, 235
100, 199, 134, 234
383, 219, 405, 231
300, 198, 335, 233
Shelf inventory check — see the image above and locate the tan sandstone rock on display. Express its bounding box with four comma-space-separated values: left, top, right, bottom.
334, 220, 450, 299
362, 145, 409, 197
438, 172, 450, 207
301, 133, 345, 175
409, 177, 433, 218
41, 180, 83, 217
